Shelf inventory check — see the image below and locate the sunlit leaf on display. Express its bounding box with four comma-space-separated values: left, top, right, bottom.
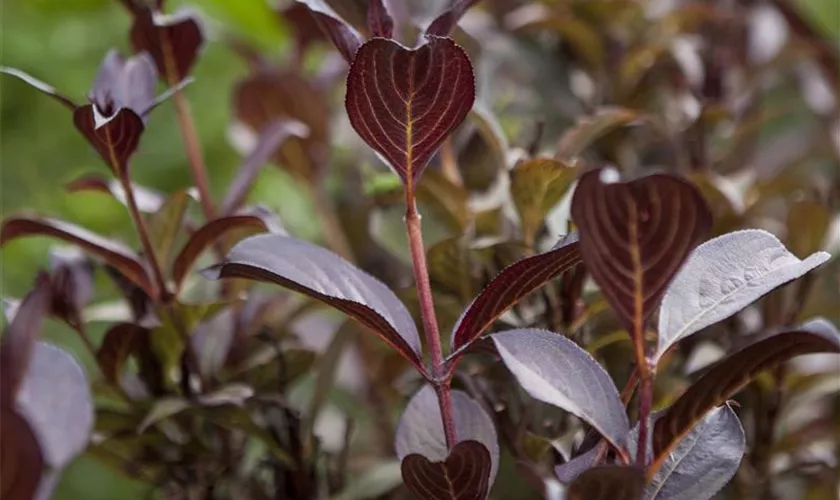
566, 466, 644, 500
396, 385, 499, 485
296, 0, 363, 64
1, 216, 157, 299
450, 233, 580, 354
493, 329, 629, 451
203, 234, 424, 372
645, 405, 744, 500
510, 158, 577, 245
401, 440, 492, 500
656, 230, 831, 361
571, 168, 711, 339
345, 36, 475, 187
16, 342, 94, 468
651, 319, 840, 474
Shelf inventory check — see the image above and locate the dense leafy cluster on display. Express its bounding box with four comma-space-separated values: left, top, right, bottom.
1, 1, 838, 499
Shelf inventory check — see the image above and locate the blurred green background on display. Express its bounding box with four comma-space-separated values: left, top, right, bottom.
1, 0, 837, 497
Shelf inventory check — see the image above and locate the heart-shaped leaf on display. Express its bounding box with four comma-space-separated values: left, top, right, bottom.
656, 229, 831, 361
345, 36, 475, 187
203, 233, 424, 372
450, 233, 581, 354
367, 0, 394, 38
396, 385, 499, 485
510, 158, 578, 245
73, 105, 145, 175
16, 342, 95, 469
0, 407, 44, 500
425, 0, 481, 37
97, 323, 148, 385
651, 318, 840, 474
570, 168, 712, 339
493, 329, 630, 452
645, 405, 744, 500
172, 214, 277, 289
0, 275, 52, 405
566, 466, 644, 500
129, 7, 204, 82
1, 216, 157, 299
401, 440, 492, 500
296, 0, 363, 64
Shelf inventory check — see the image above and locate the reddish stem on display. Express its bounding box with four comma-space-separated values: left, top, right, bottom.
405, 192, 457, 449
120, 175, 169, 300
172, 91, 216, 220
636, 369, 653, 467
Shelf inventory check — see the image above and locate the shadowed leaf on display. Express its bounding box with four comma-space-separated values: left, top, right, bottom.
396, 385, 499, 485
645, 406, 744, 500
0, 275, 52, 405
555, 445, 601, 484
46, 247, 95, 331
656, 230, 831, 361
234, 71, 329, 181
425, 0, 481, 37
566, 466, 644, 500
0, 407, 44, 500
97, 323, 148, 384
367, 0, 394, 38
203, 233, 424, 371
138, 397, 191, 433
493, 329, 629, 451
555, 108, 640, 161
450, 233, 580, 353
510, 158, 577, 245
73, 105, 145, 175
16, 342, 94, 468
221, 119, 309, 213
651, 319, 840, 474
345, 36, 475, 187
66, 174, 164, 213
0, 66, 77, 110
401, 440, 492, 500
571, 168, 712, 338
148, 190, 192, 269
130, 7, 204, 82
296, 0, 363, 64
1, 216, 157, 299
172, 214, 276, 289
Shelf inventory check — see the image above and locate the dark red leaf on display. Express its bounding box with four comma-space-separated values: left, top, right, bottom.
47, 247, 95, 331
367, 0, 394, 38
0, 66, 77, 110
280, 3, 327, 53
203, 233, 425, 373
345, 36, 475, 187
97, 323, 148, 384
221, 119, 309, 213
401, 440, 492, 500
566, 466, 644, 500
450, 233, 580, 355
172, 214, 275, 289
0, 407, 44, 500
72, 105, 145, 175
570, 168, 711, 338
0, 274, 51, 405
296, 0, 364, 64
1, 216, 157, 299
130, 7, 204, 82
66, 173, 164, 213
425, 0, 481, 37
650, 319, 840, 476
234, 71, 329, 180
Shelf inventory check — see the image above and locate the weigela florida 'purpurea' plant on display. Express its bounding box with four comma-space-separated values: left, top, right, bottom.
1, 0, 838, 499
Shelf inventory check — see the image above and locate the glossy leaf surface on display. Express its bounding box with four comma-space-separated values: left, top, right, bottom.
571, 168, 712, 337
451, 233, 580, 353
345, 36, 475, 186
203, 233, 423, 370
16, 342, 94, 468
656, 230, 831, 360
651, 319, 840, 470
1, 216, 157, 299
401, 440, 492, 500
396, 385, 499, 484
493, 329, 629, 451
566, 466, 644, 500
645, 406, 744, 500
